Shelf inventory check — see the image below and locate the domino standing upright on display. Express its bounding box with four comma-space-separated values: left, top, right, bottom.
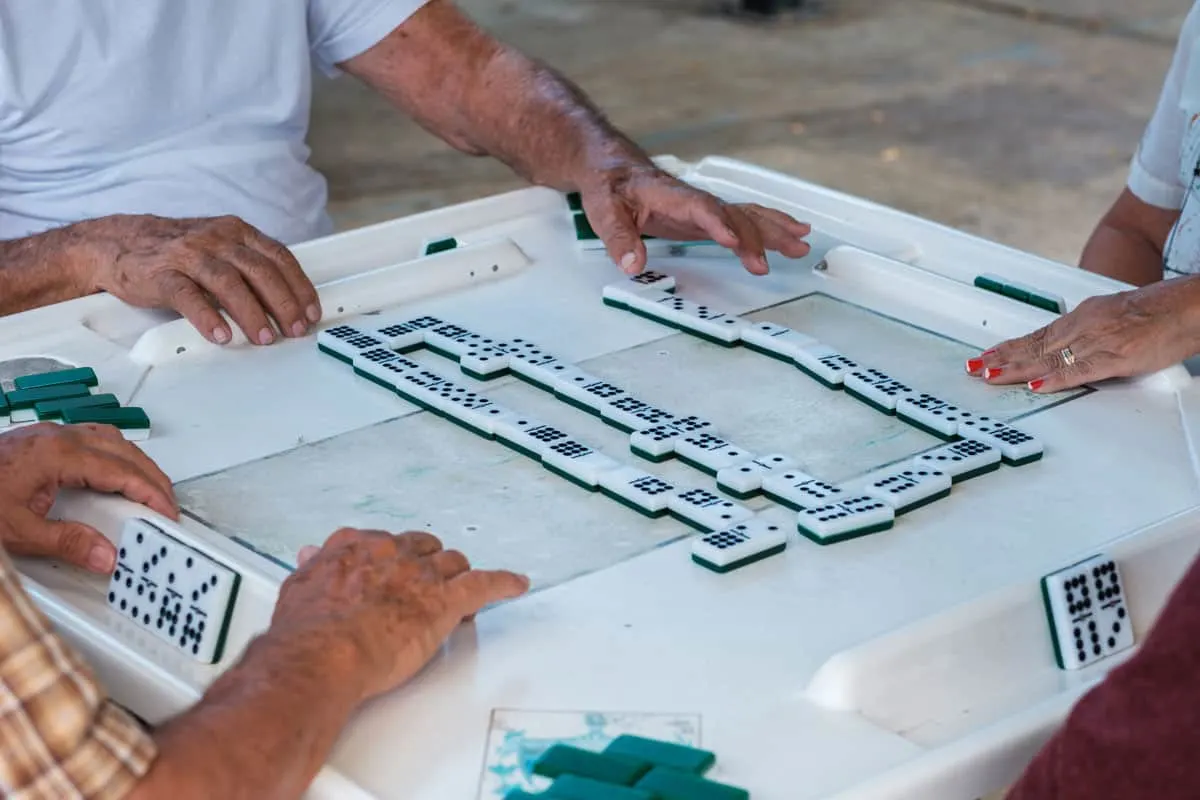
1041, 553, 1134, 670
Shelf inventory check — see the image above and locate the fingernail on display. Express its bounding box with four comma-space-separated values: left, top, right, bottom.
965, 358, 985, 374
212, 327, 231, 344
306, 304, 321, 323
258, 328, 275, 345
984, 367, 1004, 380
87, 545, 114, 573
620, 253, 638, 274
291, 320, 307, 338
982, 349, 997, 356
1029, 378, 1046, 392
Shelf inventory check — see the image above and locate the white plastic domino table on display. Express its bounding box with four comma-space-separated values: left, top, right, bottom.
5, 155, 1200, 800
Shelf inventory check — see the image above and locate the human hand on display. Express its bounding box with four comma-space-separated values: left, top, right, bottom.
0, 423, 179, 572
80, 214, 321, 346
966, 277, 1200, 392
579, 164, 811, 276
273, 528, 530, 702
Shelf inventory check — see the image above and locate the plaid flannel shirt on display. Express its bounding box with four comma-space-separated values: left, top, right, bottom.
0, 546, 156, 798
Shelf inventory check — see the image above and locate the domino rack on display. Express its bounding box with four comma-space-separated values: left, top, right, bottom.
3, 154, 1200, 799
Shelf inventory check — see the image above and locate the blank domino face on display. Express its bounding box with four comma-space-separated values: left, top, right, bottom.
108, 519, 240, 664
598, 467, 676, 517
668, 488, 755, 532
761, 471, 837, 510
956, 416, 1044, 465
793, 345, 858, 388
740, 322, 818, 361
796, 495, 895, 545
692, 516, 788, 573
716, 454, 798, 498
862, 467, 952, 514
1041, 554, 1133, 670
541, 440, 622, 489
673, 432, 756, 475
913, 439, 1001, 482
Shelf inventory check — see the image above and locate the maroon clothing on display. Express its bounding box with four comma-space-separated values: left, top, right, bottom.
1008, 553, 1200, 799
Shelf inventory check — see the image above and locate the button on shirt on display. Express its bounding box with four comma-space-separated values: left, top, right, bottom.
1127, 1, 1200, 273
0, 0, 428, 245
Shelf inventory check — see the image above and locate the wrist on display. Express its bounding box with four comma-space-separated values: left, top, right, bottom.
54, 218, 124, 295
249, 623, 371, 706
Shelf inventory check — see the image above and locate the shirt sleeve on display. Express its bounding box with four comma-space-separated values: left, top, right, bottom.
0, 547, 156, 800
1127, 5, 1200, 210
1006, 549, 1200, 800
308, 0, 433, 75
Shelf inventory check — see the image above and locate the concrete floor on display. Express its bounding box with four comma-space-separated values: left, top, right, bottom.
309, 0, 1189, 266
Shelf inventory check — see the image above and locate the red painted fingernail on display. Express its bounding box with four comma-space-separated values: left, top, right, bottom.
982, 349, 997, 356
984, 367, 1004, 380
965, 358, 984, 374
1028, 379, 1045, 391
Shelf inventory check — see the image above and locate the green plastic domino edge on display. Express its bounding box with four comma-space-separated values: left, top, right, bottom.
1040, 576, 1067, 669
566, 191, 584, 211
843, 386, 897, 416
893, 488, 952, 516
635, 766, 749, 800
797, 519, 894, 546
6, 383, 92, 410
693, 542, 786, 574
597, 488, 670, 519
14, 367, 100, 391
533, 744, 650, 786
423, 237, 459, 256
61, 406, 151, 430
603, 734, 716, 775
574, 212, 600, 241
546, 774, 656, 800
34, 393, 120, 421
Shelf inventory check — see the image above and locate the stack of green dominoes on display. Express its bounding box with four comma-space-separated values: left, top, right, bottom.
567, 193, 659, 248
506, 734, 747, 800
1, 367, 151, 441
973, 273, 1065, 314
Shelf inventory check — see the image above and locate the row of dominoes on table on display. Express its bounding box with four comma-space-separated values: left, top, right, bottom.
316, 271, 1038, 574
0, 367, 151, 440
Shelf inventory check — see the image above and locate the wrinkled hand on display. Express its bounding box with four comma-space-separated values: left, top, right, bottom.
0, 423, 179, 572
83, 214, 321, 346
273, 528, 529, 702
967, 278, 1200, 392
579, 165, 811, 276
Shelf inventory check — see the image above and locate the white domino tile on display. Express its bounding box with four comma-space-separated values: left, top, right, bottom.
372, 315, 442, 351
673, 431, 756, 475
761, 470, 840, 510
598, 467, 676, 517
1041, 553, 1133, 670
668, 488, 756, 532
796, 495, 895, 545
423, 383, 503, 435
459, 343, 512, 379
793, 344, 859, 387
108, 518, 240, 664
541, 440, 622, 488
913, 439, 1002, 482
895, 394, 969, 438
650, 295, 747, 344
556, 376, 628, 414
630, 424, 687, 461
716, 454, 799, 498
493, 415, 572, 460
422, 322, 477, 359
352, 349, 422, 390
861, 467, 952, 515
956, 416, 1044, 465
740, 322, 819, 361
691, 514, 789, 573
601, 396, 658, 432
510, 354, 572, 389
317, 325, 387, 363
843, 368, 914, 413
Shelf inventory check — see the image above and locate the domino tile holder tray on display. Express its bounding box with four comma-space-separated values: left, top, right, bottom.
4, 155, 1200, 799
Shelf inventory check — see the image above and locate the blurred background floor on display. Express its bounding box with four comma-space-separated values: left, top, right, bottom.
309, 0, 1189, 266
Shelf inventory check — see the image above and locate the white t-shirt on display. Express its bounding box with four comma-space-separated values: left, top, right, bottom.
1128, 1, 1200, 273
0, 0, 427, 245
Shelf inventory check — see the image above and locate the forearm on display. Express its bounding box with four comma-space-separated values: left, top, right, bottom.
1079, 223, 1165, 286
128, 632, 363, 800
344, 1, 653, 192
0, 222, 106, 314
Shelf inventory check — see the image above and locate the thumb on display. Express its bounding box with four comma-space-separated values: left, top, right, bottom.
296, 545, 320, 568
586, 195, 649, 275
9, 513, 117, 574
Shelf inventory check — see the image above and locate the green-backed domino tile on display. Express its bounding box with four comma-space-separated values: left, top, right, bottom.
674, 454, 721, 477
597, 488, 670, 519
543, 465, 600, 493
14, 367, 99, 390
317, 343, 353, 364
6, 383, 91, 410
423, 237, 459, 256
534, 744, 650, 785
574, 212, 600, 241
61, 406, 150, 431
796, 519, 893, 547
603, 735, 715, 775
1000, 284, 1032, 304
1026, 293, 1063, 314
716, 485, 759, 501
546, 774, 655, 800
636, 767, 748, 800
973, 275, 1006, 295
566, 191, 584, 211
630, 447, 673, 464
843, 387, 896, 416
740, 342, 793, 364
693, 544, 786, 574
35, 393, 120, 421
0, 392, 9, 419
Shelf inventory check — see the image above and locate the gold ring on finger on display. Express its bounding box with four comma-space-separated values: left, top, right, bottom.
1060, 346, 1076, 367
